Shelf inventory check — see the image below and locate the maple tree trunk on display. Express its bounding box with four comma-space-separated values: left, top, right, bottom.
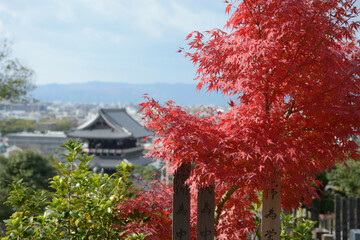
214, 185, 238, 225
261, 184, 281, 240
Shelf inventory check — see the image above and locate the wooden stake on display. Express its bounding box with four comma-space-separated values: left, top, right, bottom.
261, 184, 281, 240
197, 185, 215, 240
172, 163, 191, 240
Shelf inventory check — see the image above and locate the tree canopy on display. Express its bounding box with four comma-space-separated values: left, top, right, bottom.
0, 40, 35, 102
140, 0, 360, 237
1, 140, 142, 239
0, 150, 56, 221
0, 119, 36, 136
327, 158, 360, 196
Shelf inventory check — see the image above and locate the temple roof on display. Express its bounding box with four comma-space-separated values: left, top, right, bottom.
67, 108, 151, 140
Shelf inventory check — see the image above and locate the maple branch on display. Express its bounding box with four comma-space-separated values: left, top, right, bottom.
243, 0, 262, 36
299, 1, 357, 68
281, 2, 356, 85
293, 10, 320, 60
315, 68, 357, 102
214, 184, 239, 225
285, 100, 296, 118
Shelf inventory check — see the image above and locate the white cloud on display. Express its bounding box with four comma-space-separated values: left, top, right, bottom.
82, 27, 124, 45
54, 1, 78, 23
12, 40, 87, 84
72, 0, 226, 38
0, 19, 11, 39
167, 2, 225, 33
0, 3, 18, 18
129, 0, 226, 38
0, 0, 227, 85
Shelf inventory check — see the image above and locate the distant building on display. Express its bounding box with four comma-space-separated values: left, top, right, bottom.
66, 108, 153, 173
37, 122, 56, 132
6, 131, 68, 155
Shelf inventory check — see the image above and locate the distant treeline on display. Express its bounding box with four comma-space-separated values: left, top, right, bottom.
0, 118, 75, 136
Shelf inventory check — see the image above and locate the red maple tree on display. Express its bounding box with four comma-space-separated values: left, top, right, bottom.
137, 0, 360, 238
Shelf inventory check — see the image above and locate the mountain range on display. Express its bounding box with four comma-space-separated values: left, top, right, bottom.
32, 81, 229, 106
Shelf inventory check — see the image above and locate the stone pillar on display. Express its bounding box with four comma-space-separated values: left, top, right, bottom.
350, 229, 360, 240
322, 234, 334, 240
312, 228, 329, 240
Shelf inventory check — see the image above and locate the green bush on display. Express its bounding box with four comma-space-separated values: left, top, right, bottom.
1, 139, 143, 240
251, 194, 316, 240
280, 213, 316, 240
0, 150, 55, 221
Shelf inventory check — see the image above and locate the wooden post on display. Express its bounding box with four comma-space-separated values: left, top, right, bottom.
324, 217, 329, 230
357, 197, 360, 229
335, 194, 341, 240
350, 196, 355, 230
197, 185, 215, 240
261, 184, 281, 240
342, 197, 348, 240
311, 206, 319, 227
173, 163, 191, 240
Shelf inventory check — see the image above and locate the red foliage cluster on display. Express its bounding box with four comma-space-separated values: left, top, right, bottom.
115, 182, 173, 239
129, 0, 360, 238
115, 181, 259, 239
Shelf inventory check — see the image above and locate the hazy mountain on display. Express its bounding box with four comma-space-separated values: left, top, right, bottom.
32, 82, 230, 106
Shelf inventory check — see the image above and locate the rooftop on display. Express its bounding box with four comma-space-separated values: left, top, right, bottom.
67, 108, 151, 140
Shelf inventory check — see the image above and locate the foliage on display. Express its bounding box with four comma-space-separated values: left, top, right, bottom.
115, 181, 172, 239
310, 171, 334, 218
0, 40, 35, 103
0, 119, 36, 135
140, 0, 360, 237
1, 150, 56, 189
1, 139, 139, 239
0, 150, 55, 221
253, 212, 316, 240
117, 181, 316, 240
250, 194, 316, 240
0, 118, 75, 136
133, 165, 160, 182
279, 213, 316, 240
53, 119, 74, 131
327, 158, 360, 196
38, 118, 75, 131
116, 181, 259, 240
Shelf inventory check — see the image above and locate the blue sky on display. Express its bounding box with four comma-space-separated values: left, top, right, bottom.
0, 0, 228, 85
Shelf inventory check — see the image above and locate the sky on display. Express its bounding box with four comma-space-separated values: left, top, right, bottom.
0, 0, 228, 85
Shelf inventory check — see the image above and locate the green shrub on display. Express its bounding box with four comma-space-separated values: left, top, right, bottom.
1, 139, 142, 240
251, 194, 316, 240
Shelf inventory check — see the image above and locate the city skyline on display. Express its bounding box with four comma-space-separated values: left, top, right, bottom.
0, 0, 227, 85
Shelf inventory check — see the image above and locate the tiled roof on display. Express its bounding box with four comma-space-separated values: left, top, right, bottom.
67, 129, 131, 139
67, 108, 151, 139
100, 108, 150, 138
